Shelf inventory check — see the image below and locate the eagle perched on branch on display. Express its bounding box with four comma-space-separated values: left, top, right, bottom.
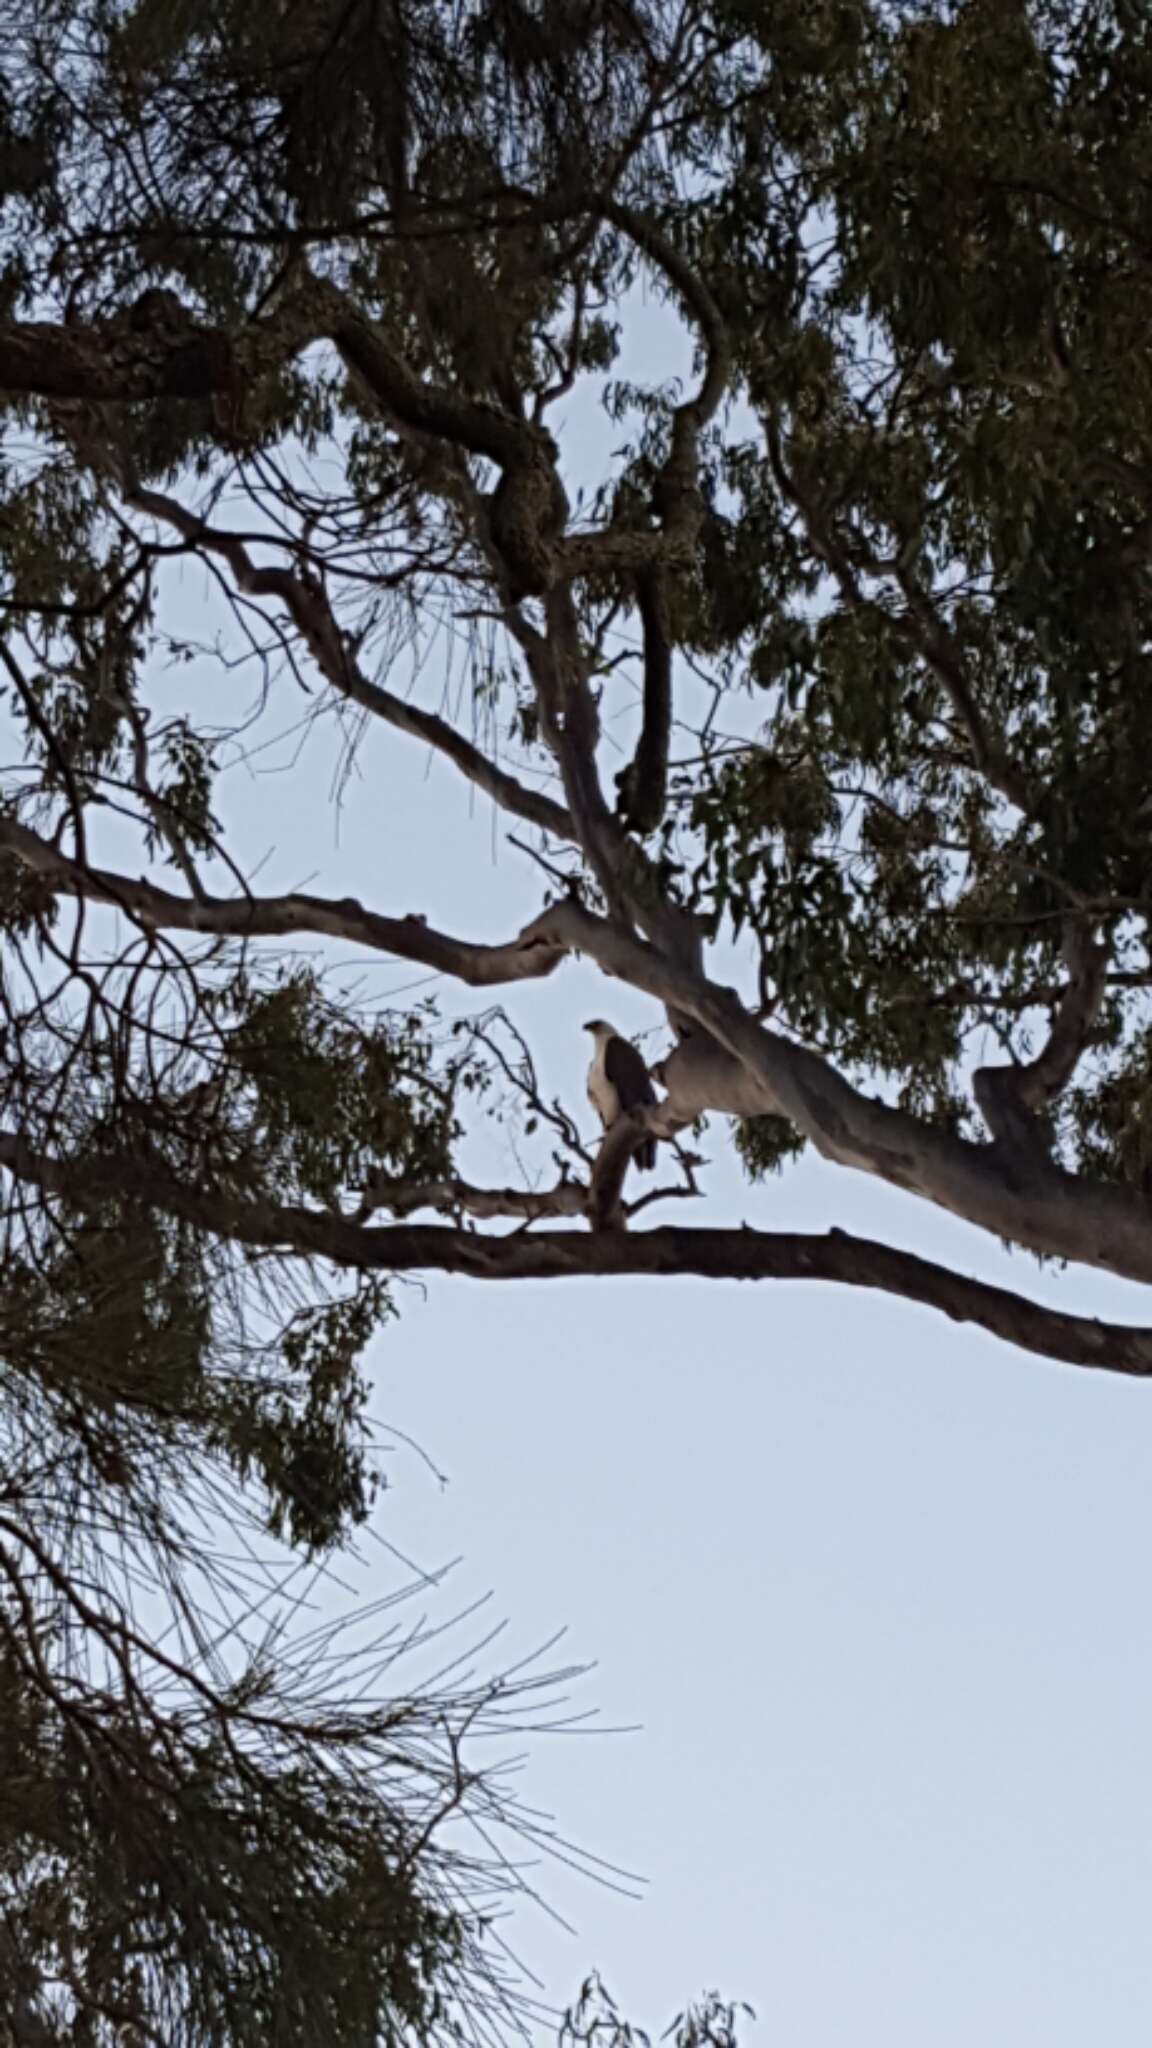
583, 1019, 657, 1171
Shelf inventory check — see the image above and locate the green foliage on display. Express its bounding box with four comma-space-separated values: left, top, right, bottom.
651, 0, 1152, 1180
733, 1112, 807, 1180
223, 975, 468, 1205
6, 0, 1152, 2031
146, 720, 219, 861
561, 1973, 754, 2048
0, 1617, 503, 2048
221, 1280, 393, 1551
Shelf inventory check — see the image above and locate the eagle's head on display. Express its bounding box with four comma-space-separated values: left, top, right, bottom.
583, 1018, 615, 1038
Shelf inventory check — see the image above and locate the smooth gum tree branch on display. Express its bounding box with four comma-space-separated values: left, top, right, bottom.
11, 812, 1152, 1293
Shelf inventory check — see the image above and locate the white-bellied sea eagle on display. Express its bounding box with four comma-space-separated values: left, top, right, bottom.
583, 1020, 657, 1171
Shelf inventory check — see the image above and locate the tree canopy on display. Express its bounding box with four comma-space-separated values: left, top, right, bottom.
2, 0, 1152, 2033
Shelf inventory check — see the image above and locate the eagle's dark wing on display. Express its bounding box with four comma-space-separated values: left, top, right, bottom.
604, 1035, 655, 1111
604, 1034, 657, 1171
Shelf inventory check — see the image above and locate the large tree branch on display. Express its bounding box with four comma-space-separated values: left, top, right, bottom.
326, 293, 571, 601
515, 592, 636, 927
0, 815, 567, 987
585, 1110, 663, 1230
599, 193, 731, 462
12, 813, 1152, 1293
0, 1126, 1147, 1376
516, 898, 1152, 1291
1015, 921, 1111, 1107
2, 259, 726, 595
562, 196, 732, 582
505, 585, 703, 974
330, 208, 732, 592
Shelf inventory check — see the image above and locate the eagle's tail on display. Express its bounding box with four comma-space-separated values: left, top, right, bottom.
635, 1136, 656, 1172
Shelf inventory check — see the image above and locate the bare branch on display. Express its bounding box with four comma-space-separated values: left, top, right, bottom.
357, 1175, 588, 1222
615, 565, 673, 835
0, 814, 567, 988
598, 193, 732, 431
586, 1112, 658, 1231
360, 1151, 699, 1232
458, 1007, 593, 1166
118, 483, 576, 842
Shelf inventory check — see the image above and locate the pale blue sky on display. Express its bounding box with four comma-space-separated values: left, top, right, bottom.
120, 288, 1152, 2045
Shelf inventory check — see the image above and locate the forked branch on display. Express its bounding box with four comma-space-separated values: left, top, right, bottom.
974, 919, 1110, 1158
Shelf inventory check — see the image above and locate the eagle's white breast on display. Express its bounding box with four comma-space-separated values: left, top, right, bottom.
587, 1043, 621, 1130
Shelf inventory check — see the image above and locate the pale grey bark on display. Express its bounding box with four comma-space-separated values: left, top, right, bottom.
4, 807, 1151, 1298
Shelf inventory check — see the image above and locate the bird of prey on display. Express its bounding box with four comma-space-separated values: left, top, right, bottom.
583, 1019, 657, 1170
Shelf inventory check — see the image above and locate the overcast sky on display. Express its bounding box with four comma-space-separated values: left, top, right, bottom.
135, 288, 1152, 2048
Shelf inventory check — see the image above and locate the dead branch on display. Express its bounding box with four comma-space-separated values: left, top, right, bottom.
459, 1007, 593, 1166
586, 1112, 659, 1231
